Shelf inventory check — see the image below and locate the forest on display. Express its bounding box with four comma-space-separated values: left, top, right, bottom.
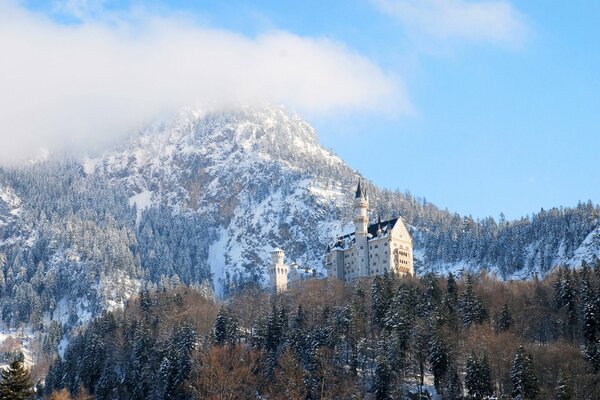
37, 261, 600, 399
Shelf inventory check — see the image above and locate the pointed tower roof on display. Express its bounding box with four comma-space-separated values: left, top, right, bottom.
355, 179, 366, 199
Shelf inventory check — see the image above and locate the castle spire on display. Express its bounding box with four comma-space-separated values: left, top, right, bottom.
355, 179, 366, 199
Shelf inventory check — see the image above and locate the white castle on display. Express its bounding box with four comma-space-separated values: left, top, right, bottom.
325, 181, 414, 281
268, 247, 318, 292
269, 181, 413, 291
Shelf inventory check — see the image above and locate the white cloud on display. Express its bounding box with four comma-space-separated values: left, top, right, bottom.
0, 2, 409, 165
375, 0, 528, 47
52, 0, 106, 19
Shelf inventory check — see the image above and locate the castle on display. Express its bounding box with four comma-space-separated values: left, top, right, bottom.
268, 247, 318, 292
269, 181, 413, 291
325, 181, 414, 281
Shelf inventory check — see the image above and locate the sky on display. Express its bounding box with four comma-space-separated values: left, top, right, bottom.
3, 0, 600, 220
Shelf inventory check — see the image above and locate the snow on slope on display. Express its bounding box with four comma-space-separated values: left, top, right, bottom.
87, 105, 600, 290
90, 106, 358, 290
0, 185, 21, 228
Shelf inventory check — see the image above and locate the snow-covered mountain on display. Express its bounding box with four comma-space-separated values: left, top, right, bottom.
0, 105, 599, 333
87, 106, 359, 296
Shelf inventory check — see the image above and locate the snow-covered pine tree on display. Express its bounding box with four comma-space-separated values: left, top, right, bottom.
579, 263, 596, 345
511, 346, 539, 400
428, 330, 448, 392
464, 352, 492, 400
372, 274, 393, 327
460, 274, 486, 327
554, 369, 572, 400
373, 352, 392, 400
0, 358, 35, 400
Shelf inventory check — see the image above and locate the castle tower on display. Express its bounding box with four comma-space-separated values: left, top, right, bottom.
269, 248, 288, 292
353, 180, 369, 236
353, 180, 370, 277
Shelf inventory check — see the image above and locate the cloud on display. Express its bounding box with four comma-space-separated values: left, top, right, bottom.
0, 2, 409, 165
52, 0, 107, 19
375, 0, 528, 47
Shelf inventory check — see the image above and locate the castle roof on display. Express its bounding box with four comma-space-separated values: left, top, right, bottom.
355, 180, 367, 199
330, 217, 400, 250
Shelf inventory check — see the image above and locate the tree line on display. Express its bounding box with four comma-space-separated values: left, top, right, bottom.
39, 262, 600, 399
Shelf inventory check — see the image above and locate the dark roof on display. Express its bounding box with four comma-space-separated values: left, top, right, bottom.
331, 217, 399, 248
355, 180, 366, 199
367, 217, 398, 237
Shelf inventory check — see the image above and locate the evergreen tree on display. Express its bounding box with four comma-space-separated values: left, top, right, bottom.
460, 275, 486, 327
214, 307, 229, 346
0, 359, 35, 400
464, 352, 492, 400
553, 268, 564, 309
215, 307, 239, 346
428, 331, 448, 392
444, 367, 463, 400
496, 303, 514, 333
372, 275, 393, 327
374, 353, 391, 400
511, 346, 539, 400
579, 263, 596, 345
554, 369, 571, 400
557, 267, 578, 341
447, 272, 458, 306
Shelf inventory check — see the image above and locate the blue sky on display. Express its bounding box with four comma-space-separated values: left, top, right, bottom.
13, 1, 600, 219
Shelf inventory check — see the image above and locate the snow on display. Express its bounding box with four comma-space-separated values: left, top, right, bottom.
0, 323, 36, 369
208, 228, 228, 298
129, 190, 153, 226
569, 226, 600, 266
0, 185, 21, 210
52, 297, 71, 325
58, 336, 69, 359
82, 157, 100, 175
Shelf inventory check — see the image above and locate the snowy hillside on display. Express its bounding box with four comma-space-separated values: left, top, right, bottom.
88, 106, 359, 296
0, 105, 599, 337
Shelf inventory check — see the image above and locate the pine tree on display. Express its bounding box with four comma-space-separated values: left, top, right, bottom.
372, 275, 393, 327
447, 272, 458, 306
428, 331, 448, 392
444, 367, 463, 400
555, 369, 571, 400
460, 274, 486, 327
374, 353, 391, 400
496, 303, 514, 333
553, 268, 564, 309
464, 352, 492, 400
215, 307, 239, 346
214, 307, 229, 346
579, 263, 596, 345
0, 359, 35, 400
511, 346, 539, 400
560, 268, 578, 341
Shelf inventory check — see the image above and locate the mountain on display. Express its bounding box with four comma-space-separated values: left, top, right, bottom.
0, 105, 599, 332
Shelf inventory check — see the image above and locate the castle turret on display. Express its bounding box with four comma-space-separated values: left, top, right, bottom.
353, 180, 369, 236
353, 180, 370, 277
269, 248, 288, 292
